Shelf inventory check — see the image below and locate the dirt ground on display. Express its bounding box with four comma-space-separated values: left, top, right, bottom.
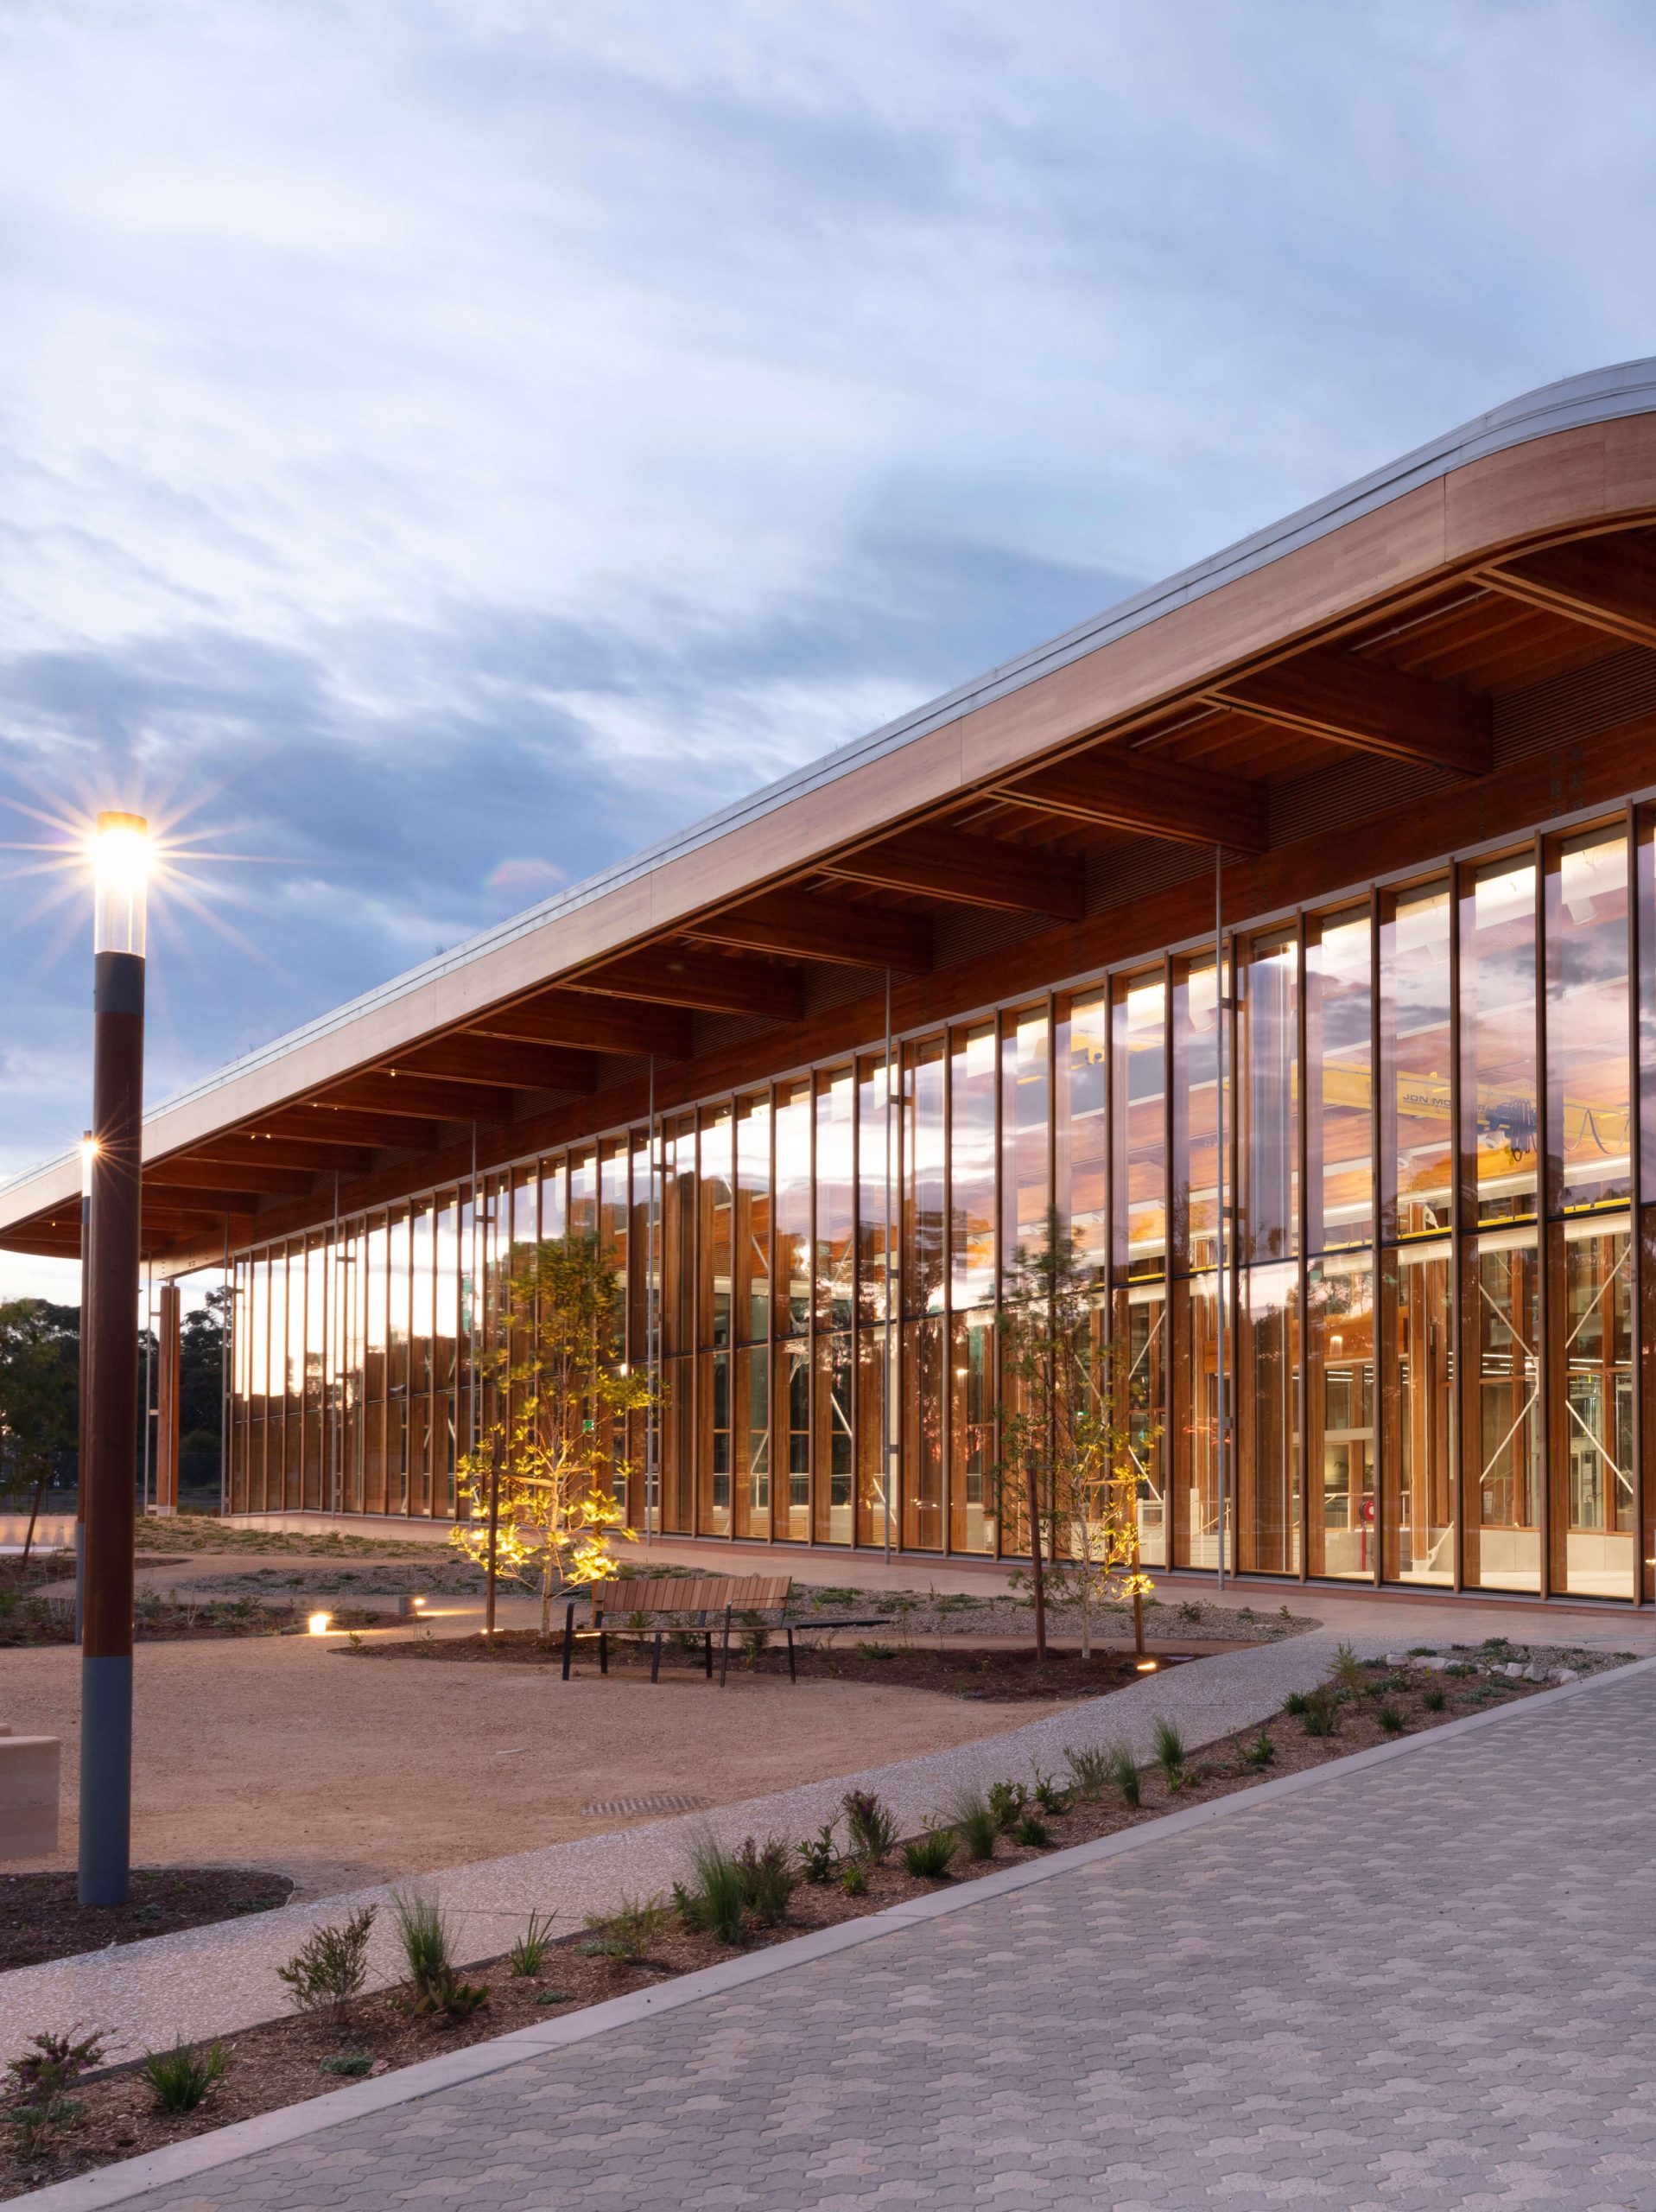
0, 1599, 1049, 1898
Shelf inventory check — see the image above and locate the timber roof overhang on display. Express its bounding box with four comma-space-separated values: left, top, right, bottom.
12, 356, 1656, 1267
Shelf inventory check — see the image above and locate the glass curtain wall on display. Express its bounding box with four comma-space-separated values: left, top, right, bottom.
226, 810, 1650, 1604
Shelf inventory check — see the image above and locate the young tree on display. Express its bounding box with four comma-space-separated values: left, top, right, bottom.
993, 1209, 1155, 1662
450, 1234, 654, 1636
0, 1300, 79, 1560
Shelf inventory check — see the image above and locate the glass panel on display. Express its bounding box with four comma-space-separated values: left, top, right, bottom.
1380, 880, 1454, 1240
699, 1108, 733, 1350
1308, 907, 1373, 1253
1117, 1281, 1166, 1569
856, 1055, 894, 1327
1113, 971, 1166, 1279
950, 1023, 996, 1309
776, 1081, 812, 1334
1306, 1252, 1374, 1580
1381, 1239, 1454, 1584
1462, 855, 1538, 1225
663, 1117, 696, 1361
778, 1340, 810, 1541
1556, 1218, 1634, 1598
904, 1036, 947, 1315
409, 1201, 433, 1516
1171, 955, 1227, 1274
1546, 827, 1631, 1216
855, 1329, 892, 1548
949, 1313, 994, 1554
901, 1315, 944, 1550
364, 1218, 387, 1515
736, 1093, 771, 1344
600, 1141, 629, 1322
999, 1006, 1049, 1286
1240, 932, 1298, 1262
813, 1332, 853, 1543
305, 1237, 327, 1512
1055, 988, 1107, 1282
1239, 1261, 1299, 1574
1466, 1229, 1540, 1590
1172, 1272, 1225, 1570
700, 1350, 731, 1535
540, 1155, 567, 1244
662, 1353, 692, 1534
568, 1149, 598, 1240
734, 1340, 770, 1539
815, 1068, 855, 1332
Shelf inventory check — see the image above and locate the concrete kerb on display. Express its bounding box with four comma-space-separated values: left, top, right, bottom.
14, 1650, 1653, 2212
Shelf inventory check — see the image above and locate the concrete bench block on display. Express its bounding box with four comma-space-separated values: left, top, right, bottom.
0, 1736, 60, 1859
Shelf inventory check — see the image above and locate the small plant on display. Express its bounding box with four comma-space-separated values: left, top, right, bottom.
1329, 1640, 1364, 1696
1284, 1690, 1311, 1717
1423, 1684, 1447, 1713
390, 1889, 489, 2019
1105, 1743, 1142, 1808
900, 1825, 957, 1879
738, 1609, 770, 1666
841, 1789, 898, 1862
1152, 1718, 1189, 1790
346, 1629, 365, 1651
1240, 1728, 1275, 1770
584, 1892, 671, 1962
944, 1786, 999, 1861
140, 2038, 229, 2115
1177, 1599, 1203, 1626
735, 1835, 797, 1925
319, 2053, 375, 2077
797, 1824, 838, 1884
1063, 1745, 1111, 1802
534, 1987, 576, 2005
1377, 1702, 1407, 1734
1012, 1812, 1053, 1848
987, 1779, 1030, 1831
508, 1912, 558, 1977
276, 1907, 377, 2024
673, 1831, 750, 1944
1300, 1688, 1340, 1738
1031, 1767, 1072, 1815
1408, 1645, 1434, 1658
4, 2028, 105, 2155
841, 1859, 868, 1897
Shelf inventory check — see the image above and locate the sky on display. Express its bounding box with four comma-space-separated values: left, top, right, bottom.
5, 0, 1656, 1300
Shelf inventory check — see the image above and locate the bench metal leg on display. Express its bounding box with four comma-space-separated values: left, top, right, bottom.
786, 1625, 796, 1682
599, 1630, 609, 1677
719, 1605, 733, 1688
650, 1630, 663, 1684
703, 1631, 713, 1679
562, 1601, 575, 1681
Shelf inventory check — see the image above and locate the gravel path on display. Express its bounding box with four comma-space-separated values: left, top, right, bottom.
2, 1627, 1356, 2062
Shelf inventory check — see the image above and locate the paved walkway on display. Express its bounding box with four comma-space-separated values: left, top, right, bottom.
22, 1656, 1656, 2210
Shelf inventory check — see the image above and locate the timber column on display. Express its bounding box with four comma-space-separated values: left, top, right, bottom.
79, 810, 148, 1907
155, 1283, 181, 1516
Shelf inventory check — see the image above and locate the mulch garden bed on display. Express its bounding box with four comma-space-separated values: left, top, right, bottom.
352, 1630, 1202, 1702
1, 1638, 1630, 2200
0, 1869, 294, 1973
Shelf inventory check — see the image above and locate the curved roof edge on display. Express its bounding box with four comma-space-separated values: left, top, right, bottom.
10, 354, 1656, 1195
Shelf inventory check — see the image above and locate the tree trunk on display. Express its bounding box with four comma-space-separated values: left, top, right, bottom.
1131, 1523, 1145, 1660
485, 1456, 500, 1638
20, 1466, 48, 1567
1025, 1450, 1047, 1662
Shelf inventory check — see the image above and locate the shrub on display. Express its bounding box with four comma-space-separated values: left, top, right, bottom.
901, 1826, 956, 1879
584, 1892, 671, 1962
1152, 1719, 1189, 1789
4, 2029, 105, 2154
796, 1825, 837, 1884
737, 1608, 771, 1665
319, 2053, 374, 2078
1284, 1689, 1311, 1717
840, 1859, 868, 1897
390, 1889, 488, 2020
735, 1835, 796, 1925
1299, 1688, 1340, 1738
1240, 1728, 1275, 1770
1012, 1813, 1053, 1848
1031, 1768, 1072, 1815
1423, 1685, 1448, 1713
140, 2039, 229, 2114
534, 1986, 576, 2005
1063, 1745, 1112, 1802
987, 1780, 1030, 1832
944, 1787, 999, 1862
1377, 1703, 1407, 1734
841, 1790, 898, 1862
276, 1907, 377, 2024
1106, 1743, 1142, 1808
1329, 1640, 1364, 1696
508, 1912, 557, 1978
673, 1832, 750, 1944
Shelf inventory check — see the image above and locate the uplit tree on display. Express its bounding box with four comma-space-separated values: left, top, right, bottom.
0, 1300, 79, 1560
450, 1234, 654, 1635
994, 1209, 1155, 1662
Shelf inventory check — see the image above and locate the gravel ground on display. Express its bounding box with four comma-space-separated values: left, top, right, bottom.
0, 1623, 1399, 2063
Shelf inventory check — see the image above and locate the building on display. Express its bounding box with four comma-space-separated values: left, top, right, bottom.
9, 360, 1656, 1606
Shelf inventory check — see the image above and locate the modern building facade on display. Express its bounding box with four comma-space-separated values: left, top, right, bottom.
9, 362, 1656, 1606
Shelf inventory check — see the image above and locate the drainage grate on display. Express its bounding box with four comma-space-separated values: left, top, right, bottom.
580, 1793, 712, 1818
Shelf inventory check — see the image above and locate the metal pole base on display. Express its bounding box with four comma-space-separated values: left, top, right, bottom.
78, 1654, 132, 1905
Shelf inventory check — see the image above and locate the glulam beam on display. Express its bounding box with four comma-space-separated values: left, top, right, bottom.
992, 747, 1268, 852
1210, 645, 1493, 775
824, 826, 1087, 918
470, 990, 694, 1059
684, 892, 933, 975
1478, 535, 1656, 652
568, 949, 805, 1021
398, 1036, 597, 1094
326, 1073, 516, 1124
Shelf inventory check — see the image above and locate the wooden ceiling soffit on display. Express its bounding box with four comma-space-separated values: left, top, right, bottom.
566, 949, 805, 1021
1207, 645, 1493, 775
822, 825, 1087, 918
277, 1104, 444, 1149
141, 1189, 260, 1219
682, 891, 932, 975
326, 1073, 515, 1124
469, 991, 694, 1060
147, 1159, 317, 1198
1476, 535, 1656, 652
189, 1135, 373, 1175
397, 1036, 597, 1094
987, 747, 1268, 853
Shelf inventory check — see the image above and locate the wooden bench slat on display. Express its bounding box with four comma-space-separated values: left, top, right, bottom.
591, 1573, 792, 1615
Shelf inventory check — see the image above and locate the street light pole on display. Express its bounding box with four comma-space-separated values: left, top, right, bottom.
79, 810, 148, 1908
75, 1129, 95, 1643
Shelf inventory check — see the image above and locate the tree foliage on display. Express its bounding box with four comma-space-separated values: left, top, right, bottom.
993, 1208, 1155, 1660
0, 1300, 79, 1496
449, 1234, 654, 1632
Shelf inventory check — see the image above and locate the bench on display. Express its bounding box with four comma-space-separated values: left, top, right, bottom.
560, 1575, 898, 1686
